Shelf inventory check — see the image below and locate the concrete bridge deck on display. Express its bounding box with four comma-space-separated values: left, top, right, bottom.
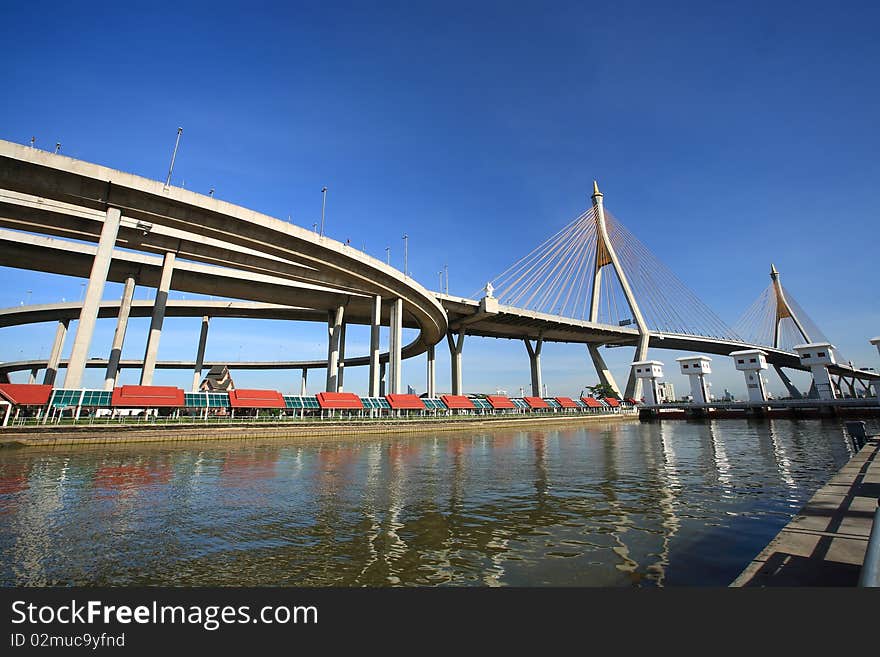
732, 437, 880, 586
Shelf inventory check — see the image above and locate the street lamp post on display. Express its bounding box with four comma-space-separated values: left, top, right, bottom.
320, 187, 327, 237
444, 264, 449, 294
402, 234, 408, 277
385, 247, 390, 265
164, 127, 183, 189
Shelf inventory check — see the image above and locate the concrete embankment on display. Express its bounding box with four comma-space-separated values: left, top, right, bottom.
0, 412, 636, 448
732, 437, 880, 586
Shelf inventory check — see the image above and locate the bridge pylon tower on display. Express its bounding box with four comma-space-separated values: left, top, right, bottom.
768, 264, 811, 399
588, 181, 650, 399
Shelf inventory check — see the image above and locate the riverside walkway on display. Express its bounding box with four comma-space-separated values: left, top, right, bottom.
732, 436, 880, 586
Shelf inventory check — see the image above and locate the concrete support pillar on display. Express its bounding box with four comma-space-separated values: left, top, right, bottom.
337, 322, 347, 392
65, 206, 123, 388
140, 251, 176, 386
104, 276, 136, 390
624, 334, 650, 400
632, 361, 664, 405
368, 295, 382, 397
426, 344, 436, 398
43, 320, 69, 386
524, 337, 544, 397
388, 298, 403, 395
731, 350, 769, 402
793, 344, 838, 401
300, 368, 308, 396
191, 315, 210, 392
874, 381, 880, 403
870, 337, 880, 359
446, 329, 466, 395
810, 366, 836, 400
774, 365, 803, 399
28, 368, 38, 385
677, 356, 712, 404
588, 344, 622, 397
326, 304, 344, 392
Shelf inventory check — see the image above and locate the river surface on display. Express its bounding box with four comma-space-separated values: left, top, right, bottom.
1, 418, 874, 587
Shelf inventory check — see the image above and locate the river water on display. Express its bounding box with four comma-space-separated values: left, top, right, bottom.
0, 418, 874, 587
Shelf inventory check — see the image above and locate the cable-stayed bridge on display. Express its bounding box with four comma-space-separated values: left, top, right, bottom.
0, 139, 876, 404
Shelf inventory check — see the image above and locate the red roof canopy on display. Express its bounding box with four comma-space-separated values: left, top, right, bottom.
440, 395, 475, 409
316, 392, 363, 409
554, 396, 578, 408
523, 397, 549, 409
0, 384, 52, 406
486, 395, 516, 409
625, 398, 639, 405
111, 385, 185, 408
581, 397, 603, 408
604, 397, 620, 407
228, 389, 285, 408
386, 394, 425, 410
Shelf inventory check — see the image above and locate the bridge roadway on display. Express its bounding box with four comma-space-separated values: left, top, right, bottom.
0, 138, 875, 391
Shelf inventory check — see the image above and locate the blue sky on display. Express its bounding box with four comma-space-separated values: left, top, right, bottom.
1, 1, 878, 397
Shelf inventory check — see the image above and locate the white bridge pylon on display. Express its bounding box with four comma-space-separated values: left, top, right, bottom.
734, 264, 859, 398
483, 182, 742, 398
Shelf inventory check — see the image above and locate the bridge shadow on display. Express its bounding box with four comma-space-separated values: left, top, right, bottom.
735, 440, 879, 587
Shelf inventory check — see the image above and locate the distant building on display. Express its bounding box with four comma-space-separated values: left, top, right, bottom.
407, 385, 417, 395
721, 388, 735, 402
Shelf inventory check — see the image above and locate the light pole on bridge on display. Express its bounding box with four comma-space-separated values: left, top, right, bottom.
320, 187, 328, 237
402, 234, 408, 277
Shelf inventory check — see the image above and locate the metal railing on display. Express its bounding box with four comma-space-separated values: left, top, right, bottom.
859, 502, 880, 587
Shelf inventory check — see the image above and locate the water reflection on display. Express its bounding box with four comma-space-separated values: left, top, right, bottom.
1, 418, 873, 587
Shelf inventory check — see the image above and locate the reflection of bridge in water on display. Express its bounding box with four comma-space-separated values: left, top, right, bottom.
0, 139, 877, 407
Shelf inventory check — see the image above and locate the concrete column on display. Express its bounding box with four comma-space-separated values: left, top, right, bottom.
65, 206, 123, 388
870, 337, 880, 359
368, 295, 382, 397
300, 368, 308, 396
140, 251, 176, 386
874, 381, 880, 403
633, 361, 664, 405
524, 337, 543, 397
426, 344, 436, 398
191, 315, 210, 392
773, 365, 803, 399
677, 356, 712, 404
446, 329, 465, 395
326, 304, 344, 392
104, 276, 137, 390
43, 320, 69, 386
588, 344, 622, 398
624, 334, 650, 400
28, 368, 38, 385
337, 322, 347, 392
388, 298, 403, 395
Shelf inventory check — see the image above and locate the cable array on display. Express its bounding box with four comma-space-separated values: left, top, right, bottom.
733, 281, 845, 360
478, 204, 743, 340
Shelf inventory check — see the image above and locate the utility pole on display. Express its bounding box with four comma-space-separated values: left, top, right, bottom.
164, 127, 183, 189
320, 187, 328, 237
402, 234, 408, 277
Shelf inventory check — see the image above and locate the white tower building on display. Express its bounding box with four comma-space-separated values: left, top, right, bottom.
730, 349, 769, 402
793, 342, 837, 400
631, 360, 664, 405
676, 356, 712, 404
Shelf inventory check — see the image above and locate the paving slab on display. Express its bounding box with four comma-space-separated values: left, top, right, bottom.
731, 437, 880, 586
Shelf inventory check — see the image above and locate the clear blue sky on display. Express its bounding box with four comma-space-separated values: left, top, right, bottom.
1, 1, 878, 397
